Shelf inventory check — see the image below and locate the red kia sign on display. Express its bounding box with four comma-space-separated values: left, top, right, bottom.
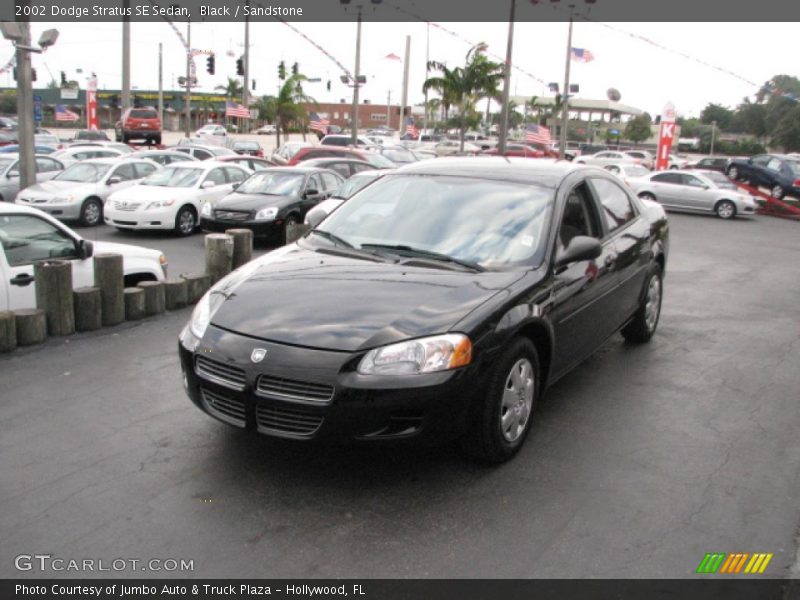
86, 77, 99, 131
655, 102, 676, 171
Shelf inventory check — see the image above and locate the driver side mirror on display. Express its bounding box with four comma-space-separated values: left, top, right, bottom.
555, 235, 602, 268
77, 239, 94, 260
8, 170, 18, 178
304, 188, 320, 198
231, 182, 240, 190
107, 176, 122, 185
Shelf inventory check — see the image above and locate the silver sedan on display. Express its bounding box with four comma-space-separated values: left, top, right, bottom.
627, 169, 758, 219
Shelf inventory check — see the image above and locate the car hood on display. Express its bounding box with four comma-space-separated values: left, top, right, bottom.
22, 180, 94, 197
214, 192, 298, 211
110, 184, 197, 201
92, 240, 164, 263
210, 244, 524, 352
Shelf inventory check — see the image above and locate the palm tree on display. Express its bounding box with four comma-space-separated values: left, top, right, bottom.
215, 77, 244, 103
260, 75, 316, 147
423, 48, 504, 151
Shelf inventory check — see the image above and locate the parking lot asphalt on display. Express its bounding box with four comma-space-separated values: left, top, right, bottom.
1, 212, 799, 579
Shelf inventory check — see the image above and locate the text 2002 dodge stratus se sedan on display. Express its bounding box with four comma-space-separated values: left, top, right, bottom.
179, 158, 669, 463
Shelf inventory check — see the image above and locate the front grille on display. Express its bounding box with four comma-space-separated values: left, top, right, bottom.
201, 387, 246, 428
255, 403, 324, 437
113, 200, 141, 211
112, 219, 137, 226
214, 210, 251, 222
256, 375, 334, 405
195, 355, 247, 391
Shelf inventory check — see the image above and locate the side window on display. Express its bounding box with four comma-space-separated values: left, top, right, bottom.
225, 167, 247, 183
0, 214, 77, 266
321, 172, 341, 191
652, 172, 681, 184
766, 158, 782, 172
204, 168, 226, 186
110, 163, 136, 182
591, 178, 637, 233
558, 183, 601, 248
327, 162, 350, 179
250, 161, 269, 172
682, 174, 705, 187
194, 150, 213, 161
306, 174, 323, 192
174, 148, 190, 155
36, 158, 61, 173
73, 152, 91, 160
752, 155, 771, 167
134, 162, 158, 178
352, 162, 371, 174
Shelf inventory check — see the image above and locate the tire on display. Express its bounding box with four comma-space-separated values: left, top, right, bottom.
283, 213, 300, 245
462, 337, 540, 463
79, 197, 103, 226
621, 264, 663, 344
715, 199, 736, 220
115, 131, 122, 142
669, 165, 679, 170
638, 192, 656, 203
727, 166, 739, 180
121, 133, 129, 144
174, 205, 197, 236
154, 135, 162, 145
770, 184, 785, 200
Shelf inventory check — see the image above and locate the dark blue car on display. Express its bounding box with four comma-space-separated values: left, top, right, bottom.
726, 154, 800, 199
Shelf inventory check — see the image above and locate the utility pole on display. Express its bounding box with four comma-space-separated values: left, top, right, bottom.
422, 22, 430, 134
184, 19, 191, 138
157, 43, 163, 126
386, 90, 391, 127
399, 35, 411, 137
121, 0, 131, 111
350, 6, 363, 145
243, 2, 250, 111
710, 120, 716, 156
497, 0, 516, 154
558, 8, 575, 160
15, 19, 36, 189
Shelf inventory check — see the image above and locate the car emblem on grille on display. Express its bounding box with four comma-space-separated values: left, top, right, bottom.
251, 348, 267, 363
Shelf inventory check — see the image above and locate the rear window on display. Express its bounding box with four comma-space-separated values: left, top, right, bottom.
130, 109, 158, 119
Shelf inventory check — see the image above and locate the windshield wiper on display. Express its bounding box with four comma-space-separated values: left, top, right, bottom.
360, 244, 486, 272
309, 229, 354, 248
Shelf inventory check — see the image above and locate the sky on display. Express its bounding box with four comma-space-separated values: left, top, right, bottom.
2, 21, 796, 119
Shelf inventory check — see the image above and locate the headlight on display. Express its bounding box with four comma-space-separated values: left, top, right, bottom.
357, 334, 472, 375
255, 206, 278, 221
201, 202, 212, 216
145, 199, 175, 210
51, 194, 74, 203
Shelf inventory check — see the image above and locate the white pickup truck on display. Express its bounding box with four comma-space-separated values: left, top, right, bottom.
0, 203, 167, 312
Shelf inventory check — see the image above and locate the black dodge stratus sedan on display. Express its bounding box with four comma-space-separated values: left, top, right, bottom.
200, 166, 344, 244
180, 158, 669, 463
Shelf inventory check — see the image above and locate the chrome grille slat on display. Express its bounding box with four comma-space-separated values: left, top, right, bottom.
112, 200, 142, 212
195, 356, 247, 391
214, 210, 251, 222
256, 404, 324, 437
256, 375, 334, 404
201, 387, 246, 428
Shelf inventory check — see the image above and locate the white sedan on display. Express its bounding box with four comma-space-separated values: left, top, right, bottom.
16, 158, 160, 226
574, 150, 639, 168
0, 203, 166, 311
194, 124, 227, 138
104, 160, 251, 236
51, 145, 129, 167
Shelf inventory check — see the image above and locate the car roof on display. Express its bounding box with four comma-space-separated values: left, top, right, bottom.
394, 157, 585, 187
162, 159, 239, 169
262, 166, 334, 174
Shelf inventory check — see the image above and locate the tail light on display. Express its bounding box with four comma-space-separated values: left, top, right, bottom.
793, 178, 800, 188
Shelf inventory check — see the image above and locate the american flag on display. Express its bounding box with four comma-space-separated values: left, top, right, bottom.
525, 123, 551, 146
570, 47, 595, 63
385, 53, 402, 62
55, 105, 80, 122
309, 112, 330, 135
226, 101, 250, 118
404, 116, 418, 138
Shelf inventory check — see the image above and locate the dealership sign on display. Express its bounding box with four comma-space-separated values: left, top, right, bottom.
655, 102, 676, 171
86, 77, 99, 131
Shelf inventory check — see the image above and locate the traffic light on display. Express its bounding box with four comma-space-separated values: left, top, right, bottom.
291, 62, 299, 76
278, 61, 286, 81
31, 68, 37, 82
60, 71, 67, 86
236, 57, 244, 76
206, 54, 215, 75
326, 80, 331, 92
252, 80, 256, 91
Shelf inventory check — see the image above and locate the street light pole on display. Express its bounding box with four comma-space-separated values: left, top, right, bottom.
15, 21, 36, 189
350, 5, 363, 145
710, 120, 716, 156
243, 2, 250, 110
184, 18, 191, 138
558, 6, 575, 160
497, 0, 516, 155
121, 0, 131, 112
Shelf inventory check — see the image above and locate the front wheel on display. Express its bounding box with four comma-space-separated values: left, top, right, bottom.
283, 214, 300, 245
462, 337, 540, 463
727, 166, 739, 180
80, 198, 103, 226
622, 265, 663, 344
715, 199, 736, 219
174, 205, 197, 236
638, 192, 656, 203
770, 185, 785, 199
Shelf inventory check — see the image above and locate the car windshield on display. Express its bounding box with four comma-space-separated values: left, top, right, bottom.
622, 165, 650, 178
237, 171, 303, 196
704, 171, 737, 189
364, 153, 396, 169
130, 109, 157, 119
35, 135, 58, 145
382, 148, 416, 163
143, 166, 202, 187
108, 143, 134, 154
317, 175, 552, 269
333, 173, 381, 199
210, 147, 234, 156
786, 160, 800, 176
0, 157, 15, 173
55, 162, 112, 183
234, 142, 259, 151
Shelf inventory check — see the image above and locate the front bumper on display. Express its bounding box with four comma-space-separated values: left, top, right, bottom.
200, 217, 283, 239
179, 325, 486, 444
105, 206, 176, 230
16, 197, 82, 220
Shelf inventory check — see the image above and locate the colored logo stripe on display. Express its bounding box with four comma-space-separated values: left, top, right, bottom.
697, 553, 726, 574
744, 553, 773, 574
697, 552, 773, 574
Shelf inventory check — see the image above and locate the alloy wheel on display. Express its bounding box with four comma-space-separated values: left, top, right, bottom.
500, 358, 534, 443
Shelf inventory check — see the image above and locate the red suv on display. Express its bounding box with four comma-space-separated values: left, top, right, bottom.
287, 146, 369, 166
115, 107, 162, 145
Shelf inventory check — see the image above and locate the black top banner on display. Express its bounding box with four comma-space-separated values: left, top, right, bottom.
5, 0, 800, 23
3, 579, 799, 600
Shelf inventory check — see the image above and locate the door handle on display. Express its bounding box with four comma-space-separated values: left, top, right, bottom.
10, 273, 35, 287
